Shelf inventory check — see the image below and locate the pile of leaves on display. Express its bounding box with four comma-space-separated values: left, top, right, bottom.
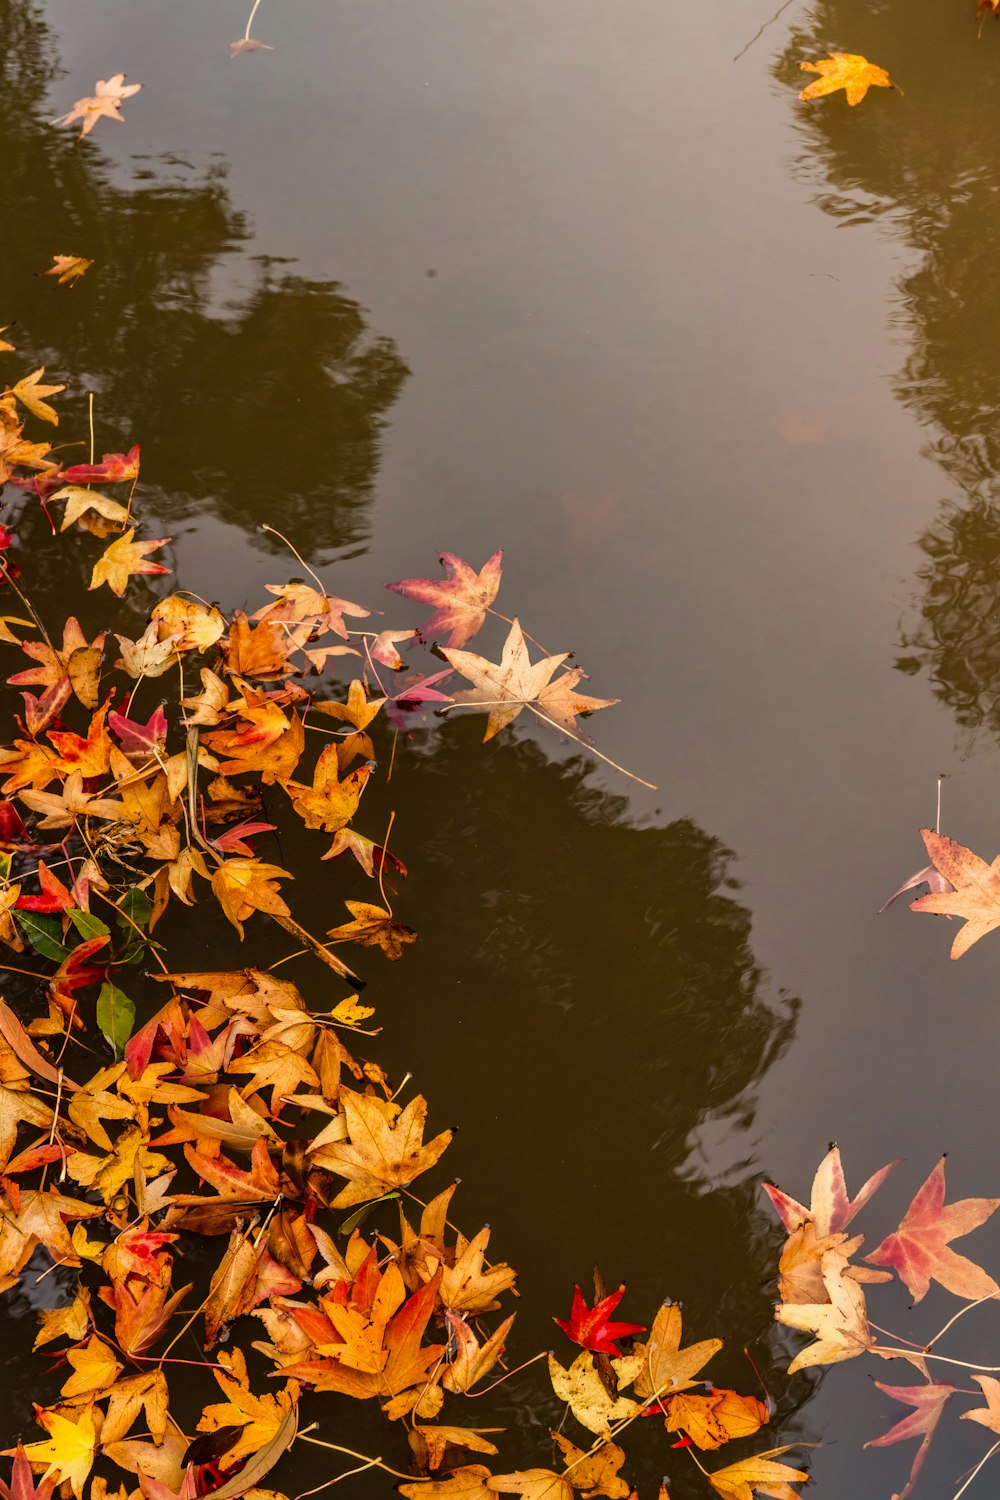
0, 359, 812, 1500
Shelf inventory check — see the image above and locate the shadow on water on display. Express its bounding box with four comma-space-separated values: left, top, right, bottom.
776, 1, 1000, 742
0, 0, 409, 566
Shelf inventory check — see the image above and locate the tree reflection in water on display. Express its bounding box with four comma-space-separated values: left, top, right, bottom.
776, 2, 1000, 738
0, 0, 408, 568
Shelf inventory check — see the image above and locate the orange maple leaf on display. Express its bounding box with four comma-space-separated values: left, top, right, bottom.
325, 900, 416, 960
799, 52, 894, 106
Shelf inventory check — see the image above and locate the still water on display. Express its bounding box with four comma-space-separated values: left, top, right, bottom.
4, 0, 1000, 1493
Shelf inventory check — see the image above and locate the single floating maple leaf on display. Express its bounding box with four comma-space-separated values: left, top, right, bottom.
554, 1283, 645, 1357
799, 52, 895, 107
40, 256, 94, 288
865, 1157, 1000, 1302
864, 1380, 957, 1500
909, 828, 1000, 958
53, 74, 142, 138
89, 530, 171, 597
387, 550, 503, 648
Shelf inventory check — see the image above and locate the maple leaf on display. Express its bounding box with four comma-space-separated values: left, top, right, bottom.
550, 1435, 629, 1500
443, 620, 617, 742
62, 447, 141, 485
442, 1310, 515, 1394
776, 1247, 874, 1371
285, 749, 372, 832
908, 828, 1000, 958
151, 595, 225, 651
8, 371, 64, 427
59, 1334, 121, 1400
555, 1284, 645, 1357
90, 530, 170, 597
864, 1156, 1000, 1301
662, 1390, 769, 1452
0, 1447, 56, 1500
41, 257, 94, 288
211, 859, 292, 938
326, 900, 417, 960
864, 1381, 956, 1500
705, 1448, 809, 1500
399, 1468, 493, 1500
114, 622, 182, 679
309, 1087, 453, 1206
962, 1373, 1000, 1433
53, 486, 130, 533
632, 1302, 722, 1402
762, 1144, 897, 1238
198, 1349, 298, 1465
53, 74, 142, 137
11, 1404, 99, 1500
11, 1187, 103, 1264
387, 551, 503, 648
101, 1371, 169, 1446
487, 1473, 572, 1500
798, 52, 894, 106
548, 1351, 640, 1438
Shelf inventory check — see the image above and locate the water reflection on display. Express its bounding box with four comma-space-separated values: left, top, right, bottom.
777, 4, 1000, 734
0, 0, 408, 558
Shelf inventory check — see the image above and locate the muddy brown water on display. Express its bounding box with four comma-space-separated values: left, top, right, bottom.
5, 0, 1000, 1494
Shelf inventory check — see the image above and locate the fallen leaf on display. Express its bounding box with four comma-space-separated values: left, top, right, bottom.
662, 1390, 769, 1451
548, 1351, 639, 1438
53, 74, 142, 137
775, 1248, 874, 1371
41, 257, 94, 288
310, 1088, 452, 1206
325, 900, 416, 960
799, 52, 894, 106
9, 371, 65, 427
555, 1284, 645, 1357
705, 1448, 809, 1500
632, 1302, 722, 1402
550, 1434, 629, 1500
762, 1144, 897, 1238
910, 828, 1000, 958
487, 1472, 572, 1500
90, 531, 171, 598
865, 1381, 956, 1500
387, 551, 503, 648
10, 1404, 99, 1499
864, 1156, 1000, 1301
443, 620, 617, 743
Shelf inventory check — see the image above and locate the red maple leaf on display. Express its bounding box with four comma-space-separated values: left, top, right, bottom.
864, 1158, 1000, 1302
553, 1283, 646, 1356
863, 1381, 957, 1500
61, 445, 141, 485
386, 550, 503, 648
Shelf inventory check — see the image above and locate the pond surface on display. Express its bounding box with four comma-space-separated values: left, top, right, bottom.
5, 0, 1000, 1495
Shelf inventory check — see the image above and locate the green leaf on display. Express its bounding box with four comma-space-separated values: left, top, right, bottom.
337, 1190, 399, 1238
68, 909, 111, 942
0, 854, 12, 883
115, 888, 153, 933
16, 911, 68, 963
96, 981, 135, 1060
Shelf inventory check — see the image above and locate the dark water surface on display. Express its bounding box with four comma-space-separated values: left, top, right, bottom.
5, 0, 1000, 1494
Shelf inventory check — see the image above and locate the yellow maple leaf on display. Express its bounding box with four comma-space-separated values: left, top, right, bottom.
9, 369, 65, 426
211, 858, 292, 938
798, 53, 895, 107
706, 1447, 809, 1500
41, 256, 94, 287
309, 1087, 453, 1207
15, 1403, 100, 1499
89, 530, 171, 598
326, 900, 416, 960
198, 1348, 299, 1464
